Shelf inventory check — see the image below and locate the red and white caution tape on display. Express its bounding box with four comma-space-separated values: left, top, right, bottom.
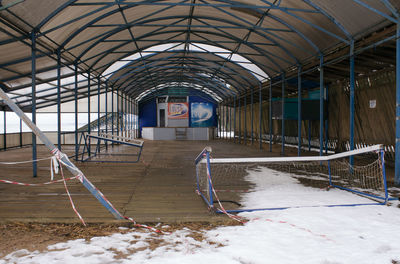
205, 158, 247, 224
0, 156, 53, 165
1, 148, 161, 233
0, 176, 78, 186
51, 148, 161, 233
59, 163, 86, 226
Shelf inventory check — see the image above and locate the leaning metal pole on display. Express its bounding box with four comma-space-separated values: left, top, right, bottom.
0, 88, 123, 220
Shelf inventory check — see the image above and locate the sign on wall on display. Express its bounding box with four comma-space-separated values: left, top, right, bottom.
168, 103, 189, 119
191, 102, 214, 127
369, 99, 376, 109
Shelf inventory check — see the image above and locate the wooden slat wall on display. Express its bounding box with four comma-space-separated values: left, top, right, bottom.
229, 69, 395, 155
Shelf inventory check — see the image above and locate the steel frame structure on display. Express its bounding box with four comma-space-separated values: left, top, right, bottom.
0, 0, 397, 183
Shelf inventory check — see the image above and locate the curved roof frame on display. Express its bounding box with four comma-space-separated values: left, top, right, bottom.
121, 70, 236, 100
84, 30, 283, 77
137, 83, 221, 103
114, 63, 243, 100
128, 76, 231, 102
33, 0, 356, 103
66, 15, 297, 72
0, 0, 397, 111
81, 20, 296, 72
104, 47, 263, 93
38, 1, 351, 51
109, 58, 250, 94
136, 82, 225, 103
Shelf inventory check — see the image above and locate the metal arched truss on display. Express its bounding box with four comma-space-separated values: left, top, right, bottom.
0, 0, 398, 110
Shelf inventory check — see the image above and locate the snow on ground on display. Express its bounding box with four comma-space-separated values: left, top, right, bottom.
1, 167, 400, 264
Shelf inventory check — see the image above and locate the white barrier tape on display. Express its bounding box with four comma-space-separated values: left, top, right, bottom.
0, 156, 53, 165
0, 176, 78, 186
50, 156, 59, 181
59, 164, 86, 226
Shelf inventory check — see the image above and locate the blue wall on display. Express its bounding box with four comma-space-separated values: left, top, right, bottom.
139, 99, 157, 136
188, 95, 218, 127
139, 94, 217, 136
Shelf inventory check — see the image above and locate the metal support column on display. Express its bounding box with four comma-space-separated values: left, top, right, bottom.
229, 101, 232, 140
136, 101, 138, 138
282, 72, 285, 155
116, 88, 119, 136
218, 104, 221, 138
74, 63, 78, 161
130, 99, 132, 135
298, 66, 302, 156
121, 93, 124, 137
350, 41, 355, 165
244, 96, 247, 144
238, 98, 241, 143
269, 80, 272, 152
111, 86, 114, 143
105, 82, 108, 150
3, 110, 6, 150
251, 88, 254, 145
31, 31, 37, 177
223, 104, 226, 139
308, 120, 311, 151
97, 77, 101, 136
259, 83, 262, 149
19, 119, 22, 147
226, 104, 228, 139
319, 56, 324, 157
124, 95, 126, 136
87, 71, 91, 156
221, 104, 224, 139
233, 96, 236, 143
123, 94, 126, 137
395, 23, 400, 185
57, 49, 62, 150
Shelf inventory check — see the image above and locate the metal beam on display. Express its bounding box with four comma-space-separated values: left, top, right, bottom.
238, 96, 241, 144
87, 71, 91, 156
244, 96, 247, 144
281, 72, 285, 155
111, 85, 115, 144
396, 23, 400, 185
74, 63, 79, 161
319, 55, 324, 156
57, 49, 62, 150
250, 88, 254, 144
269, 80, 272, 152
350, 40, 355, 165
98, 77, 101, 136
31, 30, 37, 177
259, 82, 262, 149
3, 110, 6, 151
298, 65, 302, 156
105, 82, 108, 150
234, 96, 236, 143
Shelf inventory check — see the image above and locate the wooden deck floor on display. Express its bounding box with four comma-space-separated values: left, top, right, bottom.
0, 140, 280, 224
0, 140, 395, 224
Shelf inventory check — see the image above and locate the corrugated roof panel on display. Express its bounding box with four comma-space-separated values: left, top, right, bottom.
1, 0, 67, 29
313, 0, 391, 38
123, 3, 190, 25
0, 42, 30, 67
41, 4, 114, 44
0, 0, 397, 107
